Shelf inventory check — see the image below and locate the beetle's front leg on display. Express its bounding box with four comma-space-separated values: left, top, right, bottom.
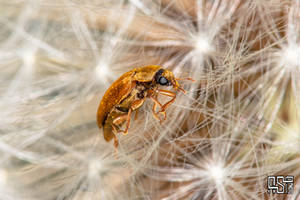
157, 89, 176, 115
150, 96, 165, 123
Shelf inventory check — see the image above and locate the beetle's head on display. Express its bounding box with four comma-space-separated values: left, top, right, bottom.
154, 69, 186, 93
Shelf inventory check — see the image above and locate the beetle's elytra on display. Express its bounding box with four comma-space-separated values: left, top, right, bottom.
97, 65, 193, 147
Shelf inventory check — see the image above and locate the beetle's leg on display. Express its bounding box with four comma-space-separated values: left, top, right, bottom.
113, 115, 128, 125
152, 100, 164, 123
156, 89, 177, 120
114, 137, 119, 148
113, 99, 145, 135
134, 109, 139, 120
112, 112, 130, 135
150, 96, 165, 123
122, 99, 145, 134
158, 89, 176, 109
121, 108, 132, 135
150, 96, 163, 109
111, 125, 119, 148
110, 113, 130, 147
151, 97, 160, 121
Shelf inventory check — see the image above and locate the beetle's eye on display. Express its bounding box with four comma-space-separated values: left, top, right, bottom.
159, 77, 168, 85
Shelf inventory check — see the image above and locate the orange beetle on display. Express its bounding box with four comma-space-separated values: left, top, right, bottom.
97, 65, 193, 147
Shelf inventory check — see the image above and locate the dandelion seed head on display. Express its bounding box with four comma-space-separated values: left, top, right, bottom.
1, 1, 299, 199
19, 47, 36, 68
95, 61, 112, 83
280, 44, 300, 69
206, 162, 226, 185
88, 159, 103, 178
279, 128, 300, 152
193, 34, 214, 55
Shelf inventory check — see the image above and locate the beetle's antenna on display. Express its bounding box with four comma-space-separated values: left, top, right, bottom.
176, 77, 195, 82
178, 87, 186, 94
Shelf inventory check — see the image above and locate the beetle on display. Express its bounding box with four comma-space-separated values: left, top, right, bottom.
97, 65, 193, 147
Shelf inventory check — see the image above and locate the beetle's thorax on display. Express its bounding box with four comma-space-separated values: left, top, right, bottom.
136, 80, 156, 89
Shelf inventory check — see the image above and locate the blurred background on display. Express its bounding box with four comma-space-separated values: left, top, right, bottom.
0, 0, 299, 199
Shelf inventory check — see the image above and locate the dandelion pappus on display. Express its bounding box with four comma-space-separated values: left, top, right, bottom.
97, 65, 194, 147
